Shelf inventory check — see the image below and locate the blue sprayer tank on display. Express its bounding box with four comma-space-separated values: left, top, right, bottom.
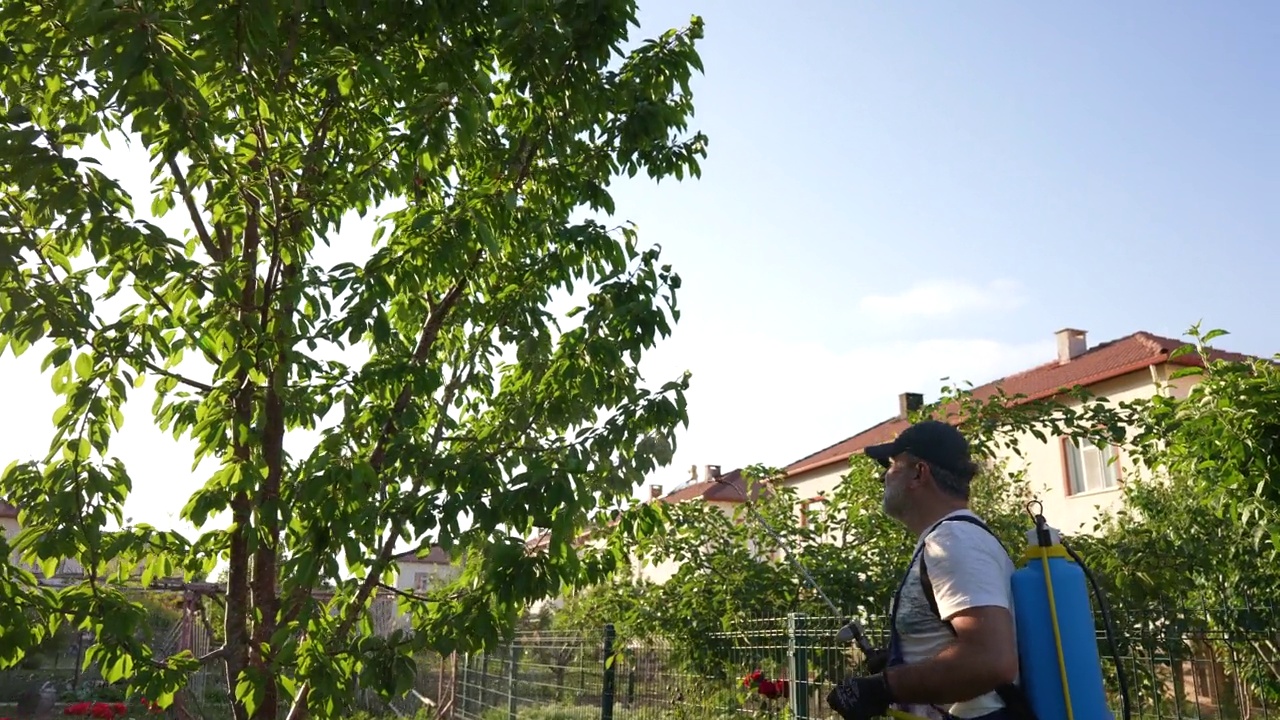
1010, 521, 1112, 720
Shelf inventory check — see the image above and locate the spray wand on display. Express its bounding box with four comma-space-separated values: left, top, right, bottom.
710, 469, 938, 720
710, 470, 876, 656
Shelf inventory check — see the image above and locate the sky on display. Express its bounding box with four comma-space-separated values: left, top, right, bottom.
0, 2, 1276, 538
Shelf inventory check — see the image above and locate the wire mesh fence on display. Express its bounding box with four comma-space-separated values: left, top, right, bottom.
447, 603, 1280, 720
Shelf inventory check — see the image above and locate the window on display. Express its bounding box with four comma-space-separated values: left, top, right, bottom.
1062, 438, 1121, 495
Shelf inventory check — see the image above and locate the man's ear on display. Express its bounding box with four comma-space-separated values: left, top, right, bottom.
910, 460, 930, 488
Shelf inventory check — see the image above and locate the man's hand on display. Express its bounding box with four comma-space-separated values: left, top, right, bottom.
880, 606, 1019, 705
826, 674, 895, 720
863, 647, 889, 674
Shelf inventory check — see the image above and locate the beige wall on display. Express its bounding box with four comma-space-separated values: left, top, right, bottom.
630, 499, 740, 585
780, 363, 1201, 537
396, 560, 462, 594
983, 363, 1197, 534
784, 463, 849, 508
0, 517, 20, 568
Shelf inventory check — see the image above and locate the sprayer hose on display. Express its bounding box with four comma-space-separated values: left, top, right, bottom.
1063, 539, 1132, 720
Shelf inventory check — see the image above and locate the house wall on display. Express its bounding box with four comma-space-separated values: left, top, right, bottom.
630, 499, 740, 585
986, 363, 1200, 534
396, 561, 462, 594
0, 517, 20, 567
782, 463, 849, 509
779, 363, 1205, 538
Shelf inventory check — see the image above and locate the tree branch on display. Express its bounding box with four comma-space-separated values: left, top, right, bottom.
223, 179, 263, 720
368, 261, 478, 471
283, 118, 546, 720
376, 582, 433, 604
275, 0, 305, 90
197, 646, 229, 664
204, 180, 233, 258
141, 360, 214, 393
166, 157, 224, 263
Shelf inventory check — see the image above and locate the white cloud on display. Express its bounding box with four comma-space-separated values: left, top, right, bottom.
856, 279, 1026, 320
638, 326, 1055, 491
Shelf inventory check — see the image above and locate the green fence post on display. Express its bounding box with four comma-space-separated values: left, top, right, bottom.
601, 623, 617, 720
507, 641, 520, 720
789, 613, 810, 720
460, 652, 471, 718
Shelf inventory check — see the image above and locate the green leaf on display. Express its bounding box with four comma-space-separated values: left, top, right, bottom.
74, 352, 93, 379
0, 1, 711, 714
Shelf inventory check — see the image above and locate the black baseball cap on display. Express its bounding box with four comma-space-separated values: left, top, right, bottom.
864, 420, 972, 477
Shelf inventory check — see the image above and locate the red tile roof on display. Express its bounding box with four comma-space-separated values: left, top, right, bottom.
522, 468, 768, 550
392, 545, 453, 565
782, 331, 1254, 478
658, 467, 760, 504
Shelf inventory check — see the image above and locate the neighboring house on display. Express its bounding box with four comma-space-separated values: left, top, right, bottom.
631, 466, 756, 584
392, 545, 464, 595
782, 328, 1253, 533
521, 466, 760, 604
0, 500, 19, 548
0, 499, 89, 584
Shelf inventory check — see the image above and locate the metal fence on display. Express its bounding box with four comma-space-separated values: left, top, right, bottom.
448, 604, 1280, 720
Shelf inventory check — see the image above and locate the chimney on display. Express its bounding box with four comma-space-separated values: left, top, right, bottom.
1055, 328, 1088, 364
649, 484, 662, 500
898, 392, 924, 419
703, 464, 722, 482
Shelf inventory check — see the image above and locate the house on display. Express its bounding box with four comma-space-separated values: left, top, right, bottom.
392, 545, 464, 595
781, 328, 1253, 533
630, 466, 758, 583
519, 466, 761, 599
1, 499, 89, 584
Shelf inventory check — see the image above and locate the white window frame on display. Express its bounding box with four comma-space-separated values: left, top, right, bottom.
414, 571, 433, 592
1063, 437, 1121, 495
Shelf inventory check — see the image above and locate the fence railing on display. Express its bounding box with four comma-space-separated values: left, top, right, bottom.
446, 604, 1280, 720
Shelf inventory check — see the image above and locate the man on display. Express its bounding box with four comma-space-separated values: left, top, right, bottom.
826, 420, 1023, 720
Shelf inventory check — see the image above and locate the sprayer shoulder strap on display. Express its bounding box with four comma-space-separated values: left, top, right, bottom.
916, 514, 1010, 623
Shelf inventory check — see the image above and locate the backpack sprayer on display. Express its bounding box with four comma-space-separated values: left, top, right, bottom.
711, 472, 1132, 720
1015, 501, 1131, 720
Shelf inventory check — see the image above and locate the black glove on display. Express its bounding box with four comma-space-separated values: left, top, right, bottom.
863, 647, 889, 674
826, 673, 895, 720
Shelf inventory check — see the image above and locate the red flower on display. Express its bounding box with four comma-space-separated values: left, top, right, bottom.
65, 702, 92, 715
742, 669, 789, 700
762, 679, 790, 699
112, 704, 126, 715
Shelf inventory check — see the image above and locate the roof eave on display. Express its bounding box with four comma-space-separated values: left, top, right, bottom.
783, 355, 1178, 481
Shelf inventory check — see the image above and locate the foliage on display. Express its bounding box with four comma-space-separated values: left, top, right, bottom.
553, 380, 1140, 676
1073, 326, 1280, 710
540, 326, 1280, 712
1126, 326, 1280, 555
0, 1, 707, 718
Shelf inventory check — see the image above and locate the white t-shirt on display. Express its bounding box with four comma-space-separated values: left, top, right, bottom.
890, 510, 1018, 720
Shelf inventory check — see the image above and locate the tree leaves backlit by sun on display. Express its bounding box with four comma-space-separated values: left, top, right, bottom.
0, 1, 707, 717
